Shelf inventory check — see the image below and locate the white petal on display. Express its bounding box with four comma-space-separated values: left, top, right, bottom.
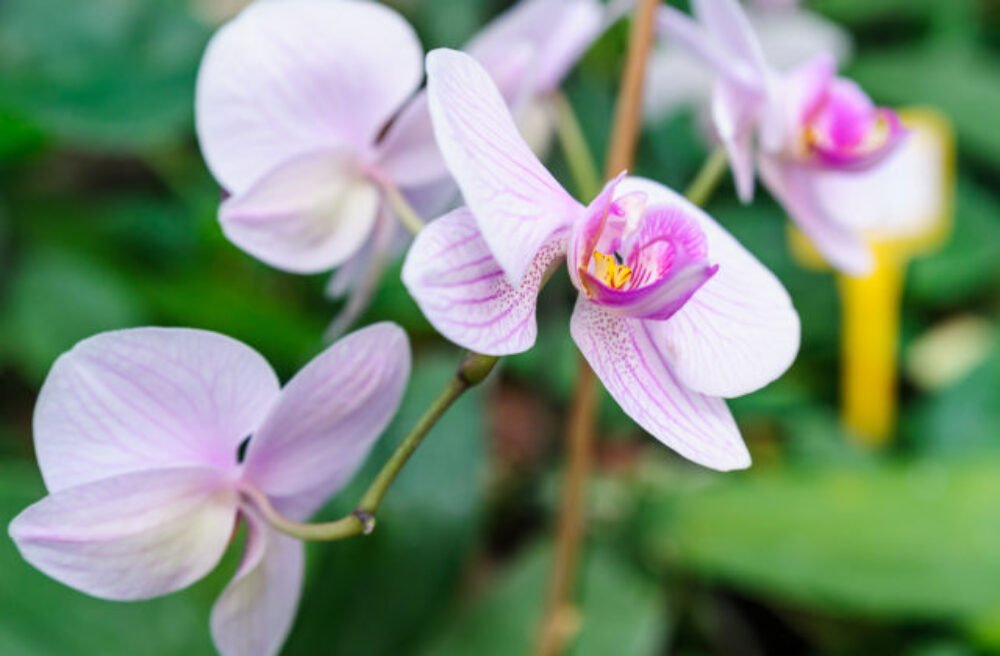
211, 507, 304, 656
9, 467, 238, 601
615, 177, 800, 397
570, 299, 750, 471
220, 150, 380, 274
426, 48, 579, 285
196, 0, 423, 192
402, 207, 566, 355
34, 328, 279, 492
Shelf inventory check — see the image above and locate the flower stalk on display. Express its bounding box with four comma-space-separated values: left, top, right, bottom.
249, 352, 498, 542
536, 1, 662, 655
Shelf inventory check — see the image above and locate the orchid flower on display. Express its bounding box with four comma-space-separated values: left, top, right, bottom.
661, 0, 907, 274
8, 323, 410, 656
645, 0, 852, 123
402, 50, 800, 471
196, 0, 448, 336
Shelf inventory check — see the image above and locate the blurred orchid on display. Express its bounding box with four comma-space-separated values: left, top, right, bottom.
661, 0, 907, 274
9, 324, 410, 656
645, 0, 852, 123
403, 50, 800, 471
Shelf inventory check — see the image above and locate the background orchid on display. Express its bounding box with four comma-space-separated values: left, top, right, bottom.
404, 49, 800, 471
0, 0, 997, 655
661, 0, 907, 274
9, 324, 410, 656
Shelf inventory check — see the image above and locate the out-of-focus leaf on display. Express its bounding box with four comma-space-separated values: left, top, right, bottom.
420, 541, 668, 656
905, 335, 1000, 456
639, 459, 1000, 619
0, 0, 209, 150
0, 461, 230, 655
285, 354, 488, 656
908, 179, 1000, 305
0, 248, 146, 382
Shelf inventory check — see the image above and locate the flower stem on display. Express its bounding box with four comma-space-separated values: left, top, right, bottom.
552, 92, 602, 200
536, 1, 662, 655
249, 352, 498, 541
684, 146, 729, 207
381, 180, 426, 236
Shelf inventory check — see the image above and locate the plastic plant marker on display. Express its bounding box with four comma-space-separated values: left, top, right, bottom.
788, 108, 956, 446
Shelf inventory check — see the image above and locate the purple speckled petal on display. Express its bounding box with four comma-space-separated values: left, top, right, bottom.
569, 298, 750, 471
220, 150, 380, 275
402, 207, 567, 356
426, 49, 580, 285
211, 506, 303, 656
759, 155, 873, 275
615, 177, 800, 397
9, 467, 238, 601
195, 0, 423, 194
242, 323, 409, 515
33, 328, 279, 492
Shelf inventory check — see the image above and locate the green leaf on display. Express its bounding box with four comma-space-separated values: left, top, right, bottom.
0, 248, 146, 382
285, 353, 488, 655
0, 0, 210, 150
420, 541, 669, 656
639, 459, 1000, 619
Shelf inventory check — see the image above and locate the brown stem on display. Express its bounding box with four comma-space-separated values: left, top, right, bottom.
535, 2, 662, 655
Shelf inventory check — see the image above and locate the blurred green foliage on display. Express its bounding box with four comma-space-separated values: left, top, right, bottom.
0, 0, 997, 654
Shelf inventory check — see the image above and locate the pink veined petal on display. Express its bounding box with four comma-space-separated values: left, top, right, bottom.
211, 506, 304, 656
615, 177, 800, 397
195, 0, 423, 193
569, 299, 750, 471
465, 0, 604, 96
376, 90, 452, 189
8, 467, 238, 601
711, 81, 759, 202
758, 155, 873, 275
242, 323, 410, 514
34, 328, 279, 492
402, 207, 567, 356
426, 48, 580, 286
219, 150, 380, 274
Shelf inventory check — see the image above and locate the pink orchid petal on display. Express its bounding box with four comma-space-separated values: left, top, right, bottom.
692, 0, 768, 78
616, 178, 800, 397
9, 467, 238, 601
220, 150, 380, 274
758, 155, 873, 275
324, 208, 399, 340
465, 0, 604, 96
34, 328, 279, 492
711, 82, 758, 201
242, 323, 409, 512
426, 48, 580, 285
402, 207, 566, 356
570, 299, 750, 471
211, 506, 303, 656
376, 91, 451, 189
760, 53, 836, 153
195, 0, 423, 193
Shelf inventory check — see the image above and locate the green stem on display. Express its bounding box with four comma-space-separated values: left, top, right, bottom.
250, 352, 499, 541
382, 180, 426, 236
684, 146, 729, 207
552, 92, 602, 200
